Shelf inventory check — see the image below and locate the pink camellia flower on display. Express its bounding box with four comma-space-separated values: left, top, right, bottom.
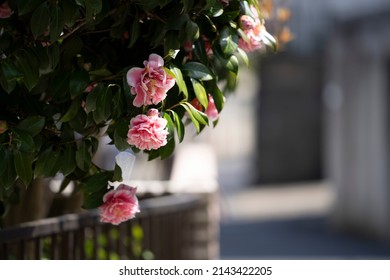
0, 2, 12, 19
205, 95, 219, 122
127, 108, 168, 151
100, 184, 140, 225
126, 54, 175, 107
238, 6, 267, 53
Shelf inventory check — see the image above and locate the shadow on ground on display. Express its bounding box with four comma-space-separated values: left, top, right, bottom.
220, 216, 390, 259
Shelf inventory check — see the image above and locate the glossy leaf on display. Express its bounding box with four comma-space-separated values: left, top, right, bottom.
61, 144, 76, 176
13, 129, 35, 153
16, 116, 45, 137
169, 66, 188, 99
30, 2, 50, 39
82, 172, 111, 193
76, 140, 91, 171
14, 151, 33, 187
186, 20, 199, 41
50, 4, 65, 43
69, 69, 90, 99
82, 188, 107, 209
191, 78, 208, 108
34, 147, 60, 178
15, 52, 40, 91
219, 26, 238, 57
171, 110, 185, 142
182, 62, 213, 81
60, 98, 81, 122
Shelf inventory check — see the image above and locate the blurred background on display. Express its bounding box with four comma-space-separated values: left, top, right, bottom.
190, 0, 390, 259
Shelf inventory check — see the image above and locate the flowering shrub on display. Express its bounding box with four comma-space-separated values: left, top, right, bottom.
0, 0, 276, 224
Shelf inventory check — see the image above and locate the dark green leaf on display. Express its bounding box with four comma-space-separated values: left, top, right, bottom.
60, 98, 81, 122
0, 61, 22, 93
69, 69, 90, 99
58, 177, 71, 193
15, 52, 40, 91
186, 20, 200, 41
16, 116, 45, 137
30, 2, 50, 39
171, 110, 185, 143
82, 187, 107, 209
50, 4, 65, 43
14, 151, 33, 187
219, 26, 238, 57
205, 81, 224, 112
76, 140, 91, 171
16, 0, 44, 15
34, 147, 60, 178
163, 112, 175, 141
13, 129, 35, 153
93, 86, 113, 123
0, 150, 16, 189
191, 78, 208, 108
85, 0, 103, 21
60, 144, 76, 176
0, 146, 8, 176
82, 172, 111, 193
182, 62, 213, 81
114, 120, 130, 151
160, 137, 175, 160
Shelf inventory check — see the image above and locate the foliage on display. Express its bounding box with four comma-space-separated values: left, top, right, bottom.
0, 0, 276, 217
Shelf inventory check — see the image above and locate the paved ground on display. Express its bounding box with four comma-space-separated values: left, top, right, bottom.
219, 182, 390, 259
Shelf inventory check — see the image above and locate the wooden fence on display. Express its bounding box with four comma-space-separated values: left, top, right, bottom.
0, 194, 203, 260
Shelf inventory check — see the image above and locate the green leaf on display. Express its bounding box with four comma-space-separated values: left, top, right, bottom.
60, 144, 76, 176
0, 151, 17, 189
30, 2, 50, 39
69, 69, 90, 99
85, 83, 103, 113
219, 26, 238, 57
34, 147, 60, 178
82, 172, 111, 193
0, 61, 22, 93
85, 0, 103, 21
76, 140, 91, 171
186, 20, 199, 41
128, 15, 140, 48
0, 146, 8, 176
82, 188, 107, 209
163, 112, 175, 141
226, 55, 239, 74
15, 52, 40, 91
13, 129, 35, 153
160, 137, 175, 160
60, 98, 81, 122
181, 102, 208, 133
191, 78, 208, 108
113, 120, 130, 151
171, 110, 185, 143
50, 4, 65, 43
93, 86, 113, 123
14, 151, 33, 187
16, 0, 44, 16
182, 62, 213, 81
262, 29, 278, 52
169, 66, 188, 98
205, 81, 224, 112
16, 116, 45, 137
62, 0, 80, 26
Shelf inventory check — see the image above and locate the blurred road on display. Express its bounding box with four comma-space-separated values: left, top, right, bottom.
219, 181, 390, 259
